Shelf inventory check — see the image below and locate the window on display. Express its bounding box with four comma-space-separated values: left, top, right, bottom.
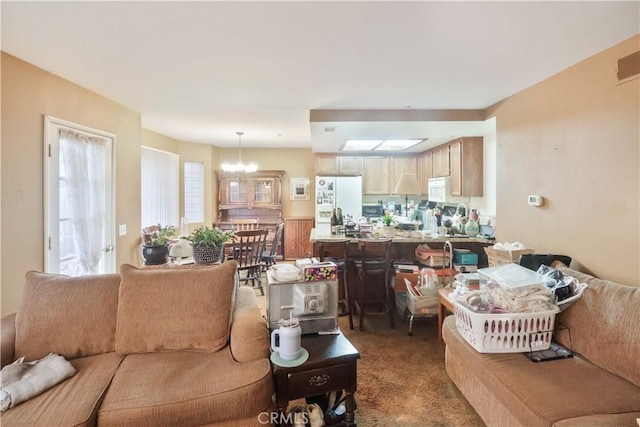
141, 147, 179, 228
184, 162, 204, 223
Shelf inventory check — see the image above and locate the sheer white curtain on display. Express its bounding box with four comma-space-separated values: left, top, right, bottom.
141, 147, 179, 228
59, 129, 108, 275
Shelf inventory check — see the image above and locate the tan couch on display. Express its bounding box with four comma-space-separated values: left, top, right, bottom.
443, 262, 640, 426
0, 261, 274, 426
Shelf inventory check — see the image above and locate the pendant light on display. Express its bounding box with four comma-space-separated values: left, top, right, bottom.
221, 131, 258, 173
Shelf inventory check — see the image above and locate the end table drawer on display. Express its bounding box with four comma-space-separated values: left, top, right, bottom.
287, 363, 350, 398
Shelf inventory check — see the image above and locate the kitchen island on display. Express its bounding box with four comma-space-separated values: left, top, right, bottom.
309, 228, 493, 266
309, 229, 493, 327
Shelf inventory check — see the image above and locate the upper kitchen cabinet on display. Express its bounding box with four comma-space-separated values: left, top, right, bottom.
418, 151, 433, 194
363, 156, 392, 194
315, 155, 363, 175
432, 145, 450, 178
448, 137, 483, 197
217, 170, 284, 211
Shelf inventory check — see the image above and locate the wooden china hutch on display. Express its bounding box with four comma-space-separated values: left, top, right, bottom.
215, 170, 285, 260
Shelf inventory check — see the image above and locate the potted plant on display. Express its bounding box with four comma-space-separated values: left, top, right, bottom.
187, 226, 232, 264
381, 212, 396, 238
141, 224, 176, 265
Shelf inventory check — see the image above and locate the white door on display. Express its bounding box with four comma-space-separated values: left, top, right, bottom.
44, 116, 116, 275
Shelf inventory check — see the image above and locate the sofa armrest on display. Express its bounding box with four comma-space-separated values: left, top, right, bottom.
230, 287, 270, 363
1, 312, 17, 368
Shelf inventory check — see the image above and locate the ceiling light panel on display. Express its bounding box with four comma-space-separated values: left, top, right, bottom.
374, 139, 423, 151
342, 140, 383, 151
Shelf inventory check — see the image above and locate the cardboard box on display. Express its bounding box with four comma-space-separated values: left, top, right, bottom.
454, 264, 478, 273
394, 271, 419, 293
300, 262, 337, 282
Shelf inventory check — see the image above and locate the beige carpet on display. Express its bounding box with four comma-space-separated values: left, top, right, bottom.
254, 285, 485, 427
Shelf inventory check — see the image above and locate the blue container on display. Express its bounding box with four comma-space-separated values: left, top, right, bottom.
454, 249, 478, 265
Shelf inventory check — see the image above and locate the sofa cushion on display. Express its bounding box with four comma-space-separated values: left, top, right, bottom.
115, 261, 237, 354
97, 350, 273, 426
443, 316, 640, 426
0, 352, 123, 427
15, 271, 120, 361
230, 287, 271, 363
554, 264, 640, 387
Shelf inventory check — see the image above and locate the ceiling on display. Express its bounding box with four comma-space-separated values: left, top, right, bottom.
2, 1, 638, 153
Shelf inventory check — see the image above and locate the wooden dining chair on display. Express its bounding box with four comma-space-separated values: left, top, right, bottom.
261, 222, 284, 270
229, 228, 269, 295
232, 218, 260, 232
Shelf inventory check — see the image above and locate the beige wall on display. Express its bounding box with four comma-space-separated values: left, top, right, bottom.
141, 129, 220, 229
1, 53, 143, 314
486, 35, 639, 286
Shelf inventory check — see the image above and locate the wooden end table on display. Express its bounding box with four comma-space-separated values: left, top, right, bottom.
272, 332, 360, 426
437, 287, 455, 340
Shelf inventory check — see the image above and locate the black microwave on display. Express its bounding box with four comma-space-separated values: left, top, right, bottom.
362, 204, 384, 217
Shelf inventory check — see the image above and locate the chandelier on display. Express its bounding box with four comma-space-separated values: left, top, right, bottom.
221, 131, 258, 173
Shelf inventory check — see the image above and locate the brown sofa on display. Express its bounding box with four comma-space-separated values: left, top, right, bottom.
443, 262, 640, 426
0, 261, 274, 426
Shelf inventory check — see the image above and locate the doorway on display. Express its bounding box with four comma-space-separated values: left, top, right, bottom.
44, 116, 116, 275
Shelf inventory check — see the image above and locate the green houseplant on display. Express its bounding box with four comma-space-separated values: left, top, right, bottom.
187, 226, 232, 264
380, 212, 396, 238
381, 213, 394, 227
141, 225, 176, 265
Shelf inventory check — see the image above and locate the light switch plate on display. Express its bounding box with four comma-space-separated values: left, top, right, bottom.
119, 224, 127, 236
528, 195, 543, 207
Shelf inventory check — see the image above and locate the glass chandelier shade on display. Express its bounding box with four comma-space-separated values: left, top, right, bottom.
221, 131, 258, 173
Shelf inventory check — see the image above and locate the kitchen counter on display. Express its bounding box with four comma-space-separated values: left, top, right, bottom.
309, 228, 494, 269
309, 228, 492, 244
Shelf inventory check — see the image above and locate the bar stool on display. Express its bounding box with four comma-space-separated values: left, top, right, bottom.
315, 239, 353, 330
351, 238, 394, 331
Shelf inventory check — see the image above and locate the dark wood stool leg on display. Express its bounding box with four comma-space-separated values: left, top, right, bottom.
385, 268, 395, 328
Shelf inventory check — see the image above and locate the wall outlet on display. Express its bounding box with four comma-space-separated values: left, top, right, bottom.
119, 224, 127, 236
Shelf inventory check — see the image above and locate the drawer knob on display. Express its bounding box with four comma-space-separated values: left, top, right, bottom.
308, 374, 330, 387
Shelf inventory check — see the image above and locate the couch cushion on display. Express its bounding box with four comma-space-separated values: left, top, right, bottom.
97, 350, 273, 426
230, 287, 271, 363
115, 261, 237, 354
15, 271, 120, 361
443, 316, 640, 426
0, 352, 123, 427
554, 264, 640, 387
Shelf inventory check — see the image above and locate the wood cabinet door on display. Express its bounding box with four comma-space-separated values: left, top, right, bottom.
363, 157, 391, 194
284, 218, 314, 259
226, 179, 249, 205
460, 137, 484, 197
418, 151, 433, 194
447, 137, 483, 197
432, 146, 450, 177
449, 141, 462, 196
251, 177, 276, 206
338, 156, 363, 174
315, 155, 339, 175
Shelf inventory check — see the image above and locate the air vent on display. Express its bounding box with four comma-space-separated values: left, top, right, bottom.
617, 50, 639, 81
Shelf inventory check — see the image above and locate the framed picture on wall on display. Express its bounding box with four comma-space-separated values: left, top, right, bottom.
290, 178, 310, 200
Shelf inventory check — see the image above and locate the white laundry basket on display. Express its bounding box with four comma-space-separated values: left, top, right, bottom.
454, 301, 559, 353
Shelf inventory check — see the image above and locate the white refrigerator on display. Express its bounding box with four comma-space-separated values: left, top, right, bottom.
315, 176, 363, 235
